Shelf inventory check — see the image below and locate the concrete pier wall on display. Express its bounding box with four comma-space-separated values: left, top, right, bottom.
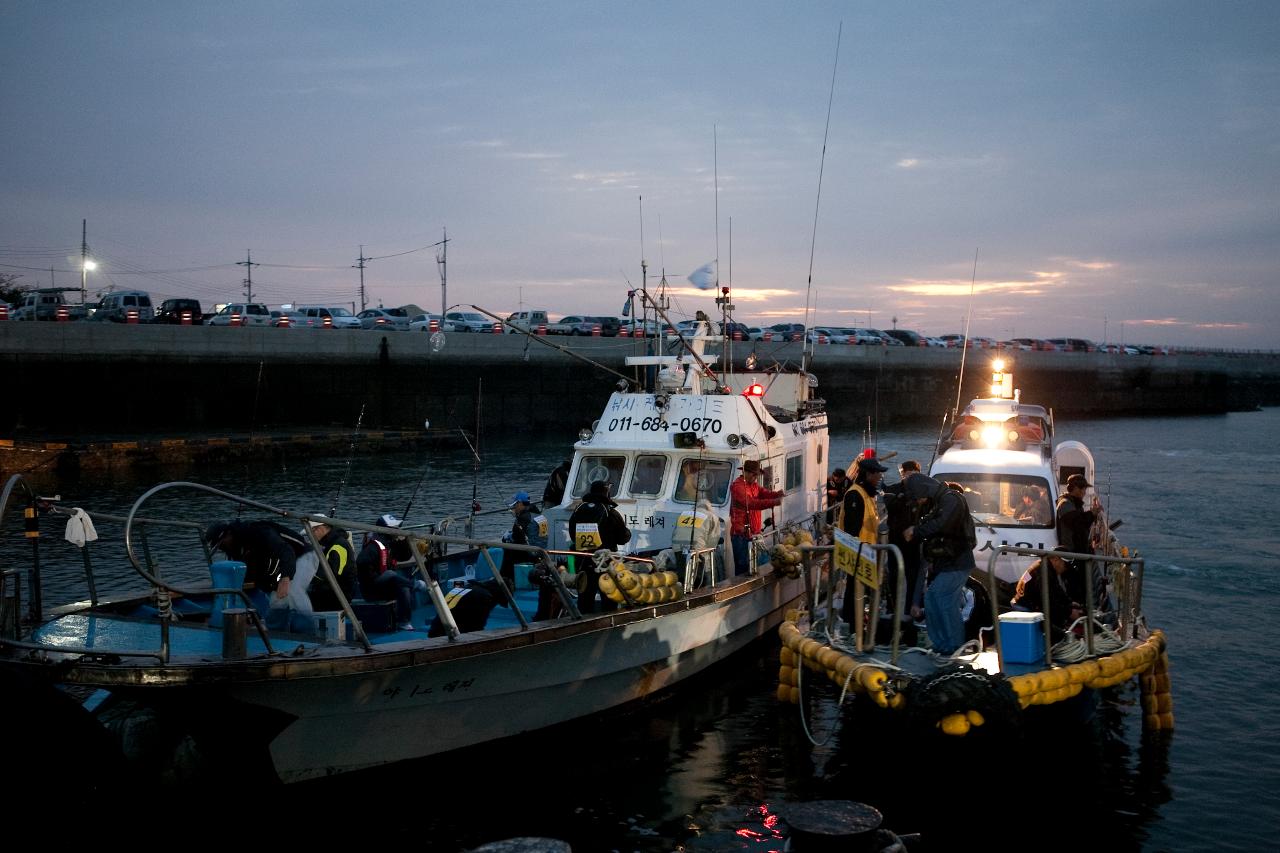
2, 324, 1277, 437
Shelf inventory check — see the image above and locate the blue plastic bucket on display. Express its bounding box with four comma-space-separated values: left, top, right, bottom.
209, 560, 247, 628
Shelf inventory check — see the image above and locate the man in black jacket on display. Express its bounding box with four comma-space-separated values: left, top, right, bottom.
903, 475, 976, 655
568, 480, 632, 613
205, 519, 311, 630
882, 460, 924, 644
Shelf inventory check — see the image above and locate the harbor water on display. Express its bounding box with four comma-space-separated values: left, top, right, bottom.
3, 410, 1278, 851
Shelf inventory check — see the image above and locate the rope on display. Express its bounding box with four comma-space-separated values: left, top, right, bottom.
795, 649, 857, 748
1051, 617, 1128, 663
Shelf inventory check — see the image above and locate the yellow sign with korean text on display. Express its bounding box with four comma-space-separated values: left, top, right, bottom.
832, 527, 879, 590
574, 522, 603, 551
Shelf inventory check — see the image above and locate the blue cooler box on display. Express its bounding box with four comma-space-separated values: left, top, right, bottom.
999, 611, 1045, 664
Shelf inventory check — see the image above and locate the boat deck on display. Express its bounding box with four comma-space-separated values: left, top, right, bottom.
32, 586, 545, 657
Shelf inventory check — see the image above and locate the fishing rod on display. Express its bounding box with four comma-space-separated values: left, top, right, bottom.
466, 304, 636, 388
927, 409, 951, 471
953, 249, 979, 417
468, 379, 482, 538
329, 401, 366, 518
400, 419, 433, 522
800, 21, 842, 377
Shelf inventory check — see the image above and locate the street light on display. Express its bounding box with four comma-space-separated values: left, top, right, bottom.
81, 259, 97, 304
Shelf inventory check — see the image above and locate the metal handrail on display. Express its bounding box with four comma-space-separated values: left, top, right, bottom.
802, 541, 907, 664
983, 545, 1145, 670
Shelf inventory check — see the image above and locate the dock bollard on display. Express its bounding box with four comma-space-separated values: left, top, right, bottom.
221, 608, 249, 659
780, 801, 883, 852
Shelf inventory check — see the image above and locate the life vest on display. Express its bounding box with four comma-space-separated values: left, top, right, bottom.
368, 538, 394, 575
848, 483, 880, 544
325, 542, 349, 577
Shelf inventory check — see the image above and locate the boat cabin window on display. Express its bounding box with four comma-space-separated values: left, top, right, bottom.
673, 459, 732, 505
785, 454, 804, 492
629, 455, 668, 496
572, 455, 626, 499
938, 473, 1054, 528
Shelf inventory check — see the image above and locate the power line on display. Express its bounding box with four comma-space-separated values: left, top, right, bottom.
237, 250, 260, 303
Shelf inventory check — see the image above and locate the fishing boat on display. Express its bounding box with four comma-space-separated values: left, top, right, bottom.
776, 358, 1173, 738
0, 301, 827, 784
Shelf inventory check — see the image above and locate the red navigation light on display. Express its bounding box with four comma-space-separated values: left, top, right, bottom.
722, 286, 730, 295
861, 447, 876, 459
743, 383, 765, 397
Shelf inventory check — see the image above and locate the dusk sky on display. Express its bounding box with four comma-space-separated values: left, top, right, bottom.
2, 1, 1277, 347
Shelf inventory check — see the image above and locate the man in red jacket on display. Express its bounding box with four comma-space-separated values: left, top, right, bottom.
730, 460, 784, 575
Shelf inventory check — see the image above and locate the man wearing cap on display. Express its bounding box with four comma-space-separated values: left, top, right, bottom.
569, 480, 632, 613
501, 491, 549, 589
356, 514, 420, 631
1056, 474, 1101, 557
1010, 546, 1086, 639
729, 460, 784, 576
306, 515, 357, 612
824, 467, 849, 525
838, 455, 887, 628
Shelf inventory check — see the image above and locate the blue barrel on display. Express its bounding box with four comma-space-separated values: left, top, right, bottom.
514, 562, 535, 590
208, 560, 247, 628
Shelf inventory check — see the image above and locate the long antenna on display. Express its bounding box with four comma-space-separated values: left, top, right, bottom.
714, 126, 720, 290
953, 248, 979, 416
802, 21, 843, 374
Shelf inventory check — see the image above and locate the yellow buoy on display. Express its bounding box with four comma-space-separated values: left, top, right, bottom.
940, 713, 971, 736
966, 709, 985, 727
598, 574, 617, 595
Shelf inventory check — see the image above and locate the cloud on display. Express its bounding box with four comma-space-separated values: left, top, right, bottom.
886, 277, 1048, 297
1049, 257, 1116, 271
666, 286, 796, 302
1135, 318, 1183, 326
896, 158, 920, 169
569, 170, 638, 187
891, 154, 1001, 172
1195, 321, 1249, 329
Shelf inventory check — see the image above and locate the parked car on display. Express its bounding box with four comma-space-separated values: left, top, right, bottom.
269, 309, 310, 328
547, 315, 595, 335
745, 326, 765, 341
720, 321, 752, 339
358, 307, 411, 330
409, 313, 443, 332
297, 305, 361, 329
591, 316, 622, 337
209, 302, 271, 326
1045, 337, 1096, 352
807, 327, 850, 344
504, 309, 550, 333
1011, 337, 1058, 351
152, 298, 203, 325
937, 333, 998, 349
869, 329, 904, 346
765, 322, 806, 341
844, 327, 886, 345
924, 336, 947, 348
12, 289, 71, 321
442, 310, 492, 332
999, 339, 1034, 352
95, 290, 154, 323
883, 329, 927, 347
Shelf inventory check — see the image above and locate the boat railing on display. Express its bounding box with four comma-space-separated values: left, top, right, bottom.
801, 541, 908, 665
982, 544, 1146, 670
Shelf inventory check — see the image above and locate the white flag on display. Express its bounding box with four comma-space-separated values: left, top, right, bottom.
687, 261, 717, 291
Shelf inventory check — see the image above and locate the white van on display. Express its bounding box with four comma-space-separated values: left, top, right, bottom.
297, 305, 362, 329
504, 309, 550, 333
208, 302, 271, 326
96, 290, 154, 323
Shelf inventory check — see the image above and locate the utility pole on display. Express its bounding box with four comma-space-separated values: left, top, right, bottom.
237, 250, 259, 303
436, 228, 449, 318
79, 219, 89, 304
353, 246, 371, 311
